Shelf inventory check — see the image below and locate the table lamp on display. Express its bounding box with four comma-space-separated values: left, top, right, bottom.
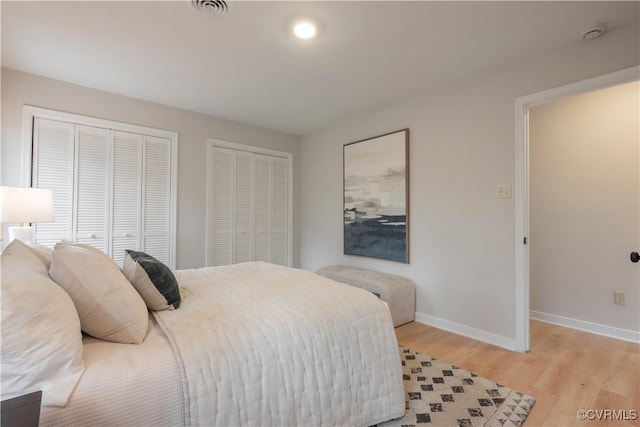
0, 186, 54, 242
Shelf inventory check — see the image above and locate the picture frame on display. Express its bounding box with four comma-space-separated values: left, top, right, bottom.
343, 129, 409, 263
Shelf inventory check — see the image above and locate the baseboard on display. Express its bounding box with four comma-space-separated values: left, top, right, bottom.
414, 312, 517, 352
530, 310, 640, 344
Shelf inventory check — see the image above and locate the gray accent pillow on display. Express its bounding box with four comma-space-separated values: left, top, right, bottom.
123, 250, 181, 311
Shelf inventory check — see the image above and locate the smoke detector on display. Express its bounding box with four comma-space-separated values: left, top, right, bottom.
192, 0, 229, 16
581, 23, 606, 40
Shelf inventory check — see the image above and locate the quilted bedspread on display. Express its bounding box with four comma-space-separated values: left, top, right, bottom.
153, 262, 405, 426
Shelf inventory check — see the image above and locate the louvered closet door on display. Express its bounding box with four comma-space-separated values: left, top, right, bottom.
253, 154, 289, 266
208, 147, 234, 266
207, 145, 290, 267
112, 131, 143, 266
142, 136, 172, 265
270, 157, 289, 266
32, 118, 75, 247
253, 155, 271, 262
74, 125, 110, 253
234, 151, 253, 263
29, 109, 176, 267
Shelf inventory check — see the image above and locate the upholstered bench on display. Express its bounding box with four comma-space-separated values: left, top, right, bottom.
316, 265, 415, 327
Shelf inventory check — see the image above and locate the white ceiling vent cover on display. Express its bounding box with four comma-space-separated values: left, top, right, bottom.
192, 0, 229, 16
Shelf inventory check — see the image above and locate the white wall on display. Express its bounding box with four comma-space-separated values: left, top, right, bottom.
529, 81, 639, 333
299, 26, 639, 349
1, 68, 301, 269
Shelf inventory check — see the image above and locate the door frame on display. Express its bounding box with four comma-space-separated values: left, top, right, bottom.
514, 65, 640, 352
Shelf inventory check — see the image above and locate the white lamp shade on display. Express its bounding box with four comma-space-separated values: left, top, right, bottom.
0, 186, 54, 224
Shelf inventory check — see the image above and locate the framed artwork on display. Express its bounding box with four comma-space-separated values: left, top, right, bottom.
343, 129, 409, 263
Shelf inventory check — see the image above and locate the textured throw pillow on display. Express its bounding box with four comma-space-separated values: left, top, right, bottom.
0, 239, 85, 407
123, 250, 181, 311
49, 243, 149, 344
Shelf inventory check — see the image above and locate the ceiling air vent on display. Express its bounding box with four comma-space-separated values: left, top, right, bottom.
192, 0, 229, 16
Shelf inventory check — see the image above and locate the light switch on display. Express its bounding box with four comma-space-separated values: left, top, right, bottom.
496, 184, 512, 199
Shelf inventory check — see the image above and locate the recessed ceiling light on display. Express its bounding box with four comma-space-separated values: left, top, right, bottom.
293, 21, 317, 39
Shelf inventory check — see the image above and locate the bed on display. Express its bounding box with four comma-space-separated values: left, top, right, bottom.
1, 240, 405, 426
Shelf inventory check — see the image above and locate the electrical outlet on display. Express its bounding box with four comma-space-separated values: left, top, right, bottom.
614, 292, 626, 306
496, 184, 512, 199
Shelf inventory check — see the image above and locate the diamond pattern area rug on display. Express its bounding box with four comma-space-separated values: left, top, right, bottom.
378, 347, 535, 427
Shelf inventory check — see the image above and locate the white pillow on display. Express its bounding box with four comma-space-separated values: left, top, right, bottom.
0, 239, 84, 407
49, 243, 149, 344
24, 240, 53, 269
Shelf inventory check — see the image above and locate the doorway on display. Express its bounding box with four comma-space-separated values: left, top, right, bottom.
514, 66, 640, 352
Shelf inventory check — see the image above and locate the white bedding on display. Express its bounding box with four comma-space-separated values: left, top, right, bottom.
158, 262, 405, 426
40, 315, 185, 426
41, 262, 405, 426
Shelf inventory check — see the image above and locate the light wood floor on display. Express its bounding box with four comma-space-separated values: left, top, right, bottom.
395, 321, 639, 427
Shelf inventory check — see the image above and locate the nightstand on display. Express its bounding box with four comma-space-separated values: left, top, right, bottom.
1, 390, 42, 427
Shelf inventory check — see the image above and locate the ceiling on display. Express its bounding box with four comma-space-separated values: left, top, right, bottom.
2, 1, 638, 135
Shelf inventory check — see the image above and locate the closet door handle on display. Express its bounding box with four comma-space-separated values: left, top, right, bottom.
631, 252, 640, 263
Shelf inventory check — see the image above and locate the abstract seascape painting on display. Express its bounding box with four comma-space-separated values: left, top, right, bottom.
344, 129, 409, 262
